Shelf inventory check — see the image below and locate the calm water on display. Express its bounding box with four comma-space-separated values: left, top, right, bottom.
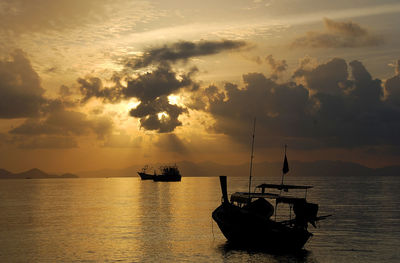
0, 175, 399, 262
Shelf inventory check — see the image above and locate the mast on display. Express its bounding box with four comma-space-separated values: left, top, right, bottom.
248, 118, 256, 199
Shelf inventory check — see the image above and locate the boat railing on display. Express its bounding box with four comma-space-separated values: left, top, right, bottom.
256, 183, 313, 198
230, 191, 310, 205
230, 192, 280, 204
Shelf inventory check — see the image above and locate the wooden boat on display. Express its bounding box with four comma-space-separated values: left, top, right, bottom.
212, 177, 331, 251
212, 120, 330, 251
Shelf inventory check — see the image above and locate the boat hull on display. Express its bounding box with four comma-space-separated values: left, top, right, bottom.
153, 175, 181, 182
212, 203, 311, 251
137, 172, 155, 180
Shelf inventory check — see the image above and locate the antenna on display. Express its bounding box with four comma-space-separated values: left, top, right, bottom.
248, 118, 256, 200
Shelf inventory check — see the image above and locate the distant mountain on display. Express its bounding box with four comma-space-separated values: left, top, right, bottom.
77, 160, 400, 178
78, 165, 143, 178
59, 173, 79, 178
374, 166, 400, 177
0, 168, 79, 179
0, 168, 12, 177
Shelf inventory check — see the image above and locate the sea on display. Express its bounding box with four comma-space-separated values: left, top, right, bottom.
0, 175, 399, 262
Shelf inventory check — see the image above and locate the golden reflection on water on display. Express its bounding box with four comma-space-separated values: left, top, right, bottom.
0, 176, 399, 262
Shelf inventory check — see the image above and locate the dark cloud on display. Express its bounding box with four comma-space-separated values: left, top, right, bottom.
204, 58, 400, 151
130, 96, 187, 133
186, 85, 225, 111
78, 77, 123, 104
77, 63, 197, 133
265, 55, 287, 80
348, 60, 382, 104
291, 18, 383, 48
126, 40, 247, 69
0, 49, 46, 118
10, 110, 113, 140
75, 39, 247, 133
0, 49, 114, 149
206, 73, 311, 147
293, 57, 349, 95
124, 63, 197, 102
385, 60, 400, 107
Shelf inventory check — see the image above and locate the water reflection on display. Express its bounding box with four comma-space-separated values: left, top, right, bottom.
0, 176, 399, 262
137, 180, 174, 261
217, 242, 318, 263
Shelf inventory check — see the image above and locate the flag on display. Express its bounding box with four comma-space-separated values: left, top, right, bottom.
282, 154, 289, 174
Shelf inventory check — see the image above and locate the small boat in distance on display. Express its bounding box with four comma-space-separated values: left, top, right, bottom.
153, 165, 182, 182
137, 165, 155, 180
212, 120, 330, 251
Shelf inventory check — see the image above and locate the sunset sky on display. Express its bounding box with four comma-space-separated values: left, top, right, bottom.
1, 0, 400, 173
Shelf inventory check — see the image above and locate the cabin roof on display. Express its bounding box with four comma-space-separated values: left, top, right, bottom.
256, 183, 313, 190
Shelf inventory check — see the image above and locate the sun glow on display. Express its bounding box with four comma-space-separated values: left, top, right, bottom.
126, 100, 141, 110
158, 112, 169, 119
168, 95, 182, 106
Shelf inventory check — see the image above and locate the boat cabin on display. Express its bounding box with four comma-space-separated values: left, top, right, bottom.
229, 183, 319, 229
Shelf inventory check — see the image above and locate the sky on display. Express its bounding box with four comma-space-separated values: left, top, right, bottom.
1, 0, 400, 173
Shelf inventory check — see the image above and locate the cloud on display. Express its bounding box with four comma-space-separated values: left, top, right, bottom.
0, 0, 115, 34
130, 96, 187, 133
265, 55, 287, 80
0, 49, 46, 118
10, 110, 113, 140
77, 58, 201, 133
293, 57, 348, 95
125, 40, 247, 69
74, 39, 247, 133
124, 63, 197, 102
205, 73, 311, 148
78, 61, 198, 104
385, 60, 400, 107
78, 76, 123, 104
0, 49, 114, 149
291, 18, 383, 48
77, 63, 196, 133
203, 58, 400, 150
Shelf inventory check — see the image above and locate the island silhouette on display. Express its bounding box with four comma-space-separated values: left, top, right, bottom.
0, 168, 78, 179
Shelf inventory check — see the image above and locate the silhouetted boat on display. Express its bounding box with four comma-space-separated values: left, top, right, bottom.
137, 165, 155, 180
212, 120, 330, 251
153, 165, 182, 182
